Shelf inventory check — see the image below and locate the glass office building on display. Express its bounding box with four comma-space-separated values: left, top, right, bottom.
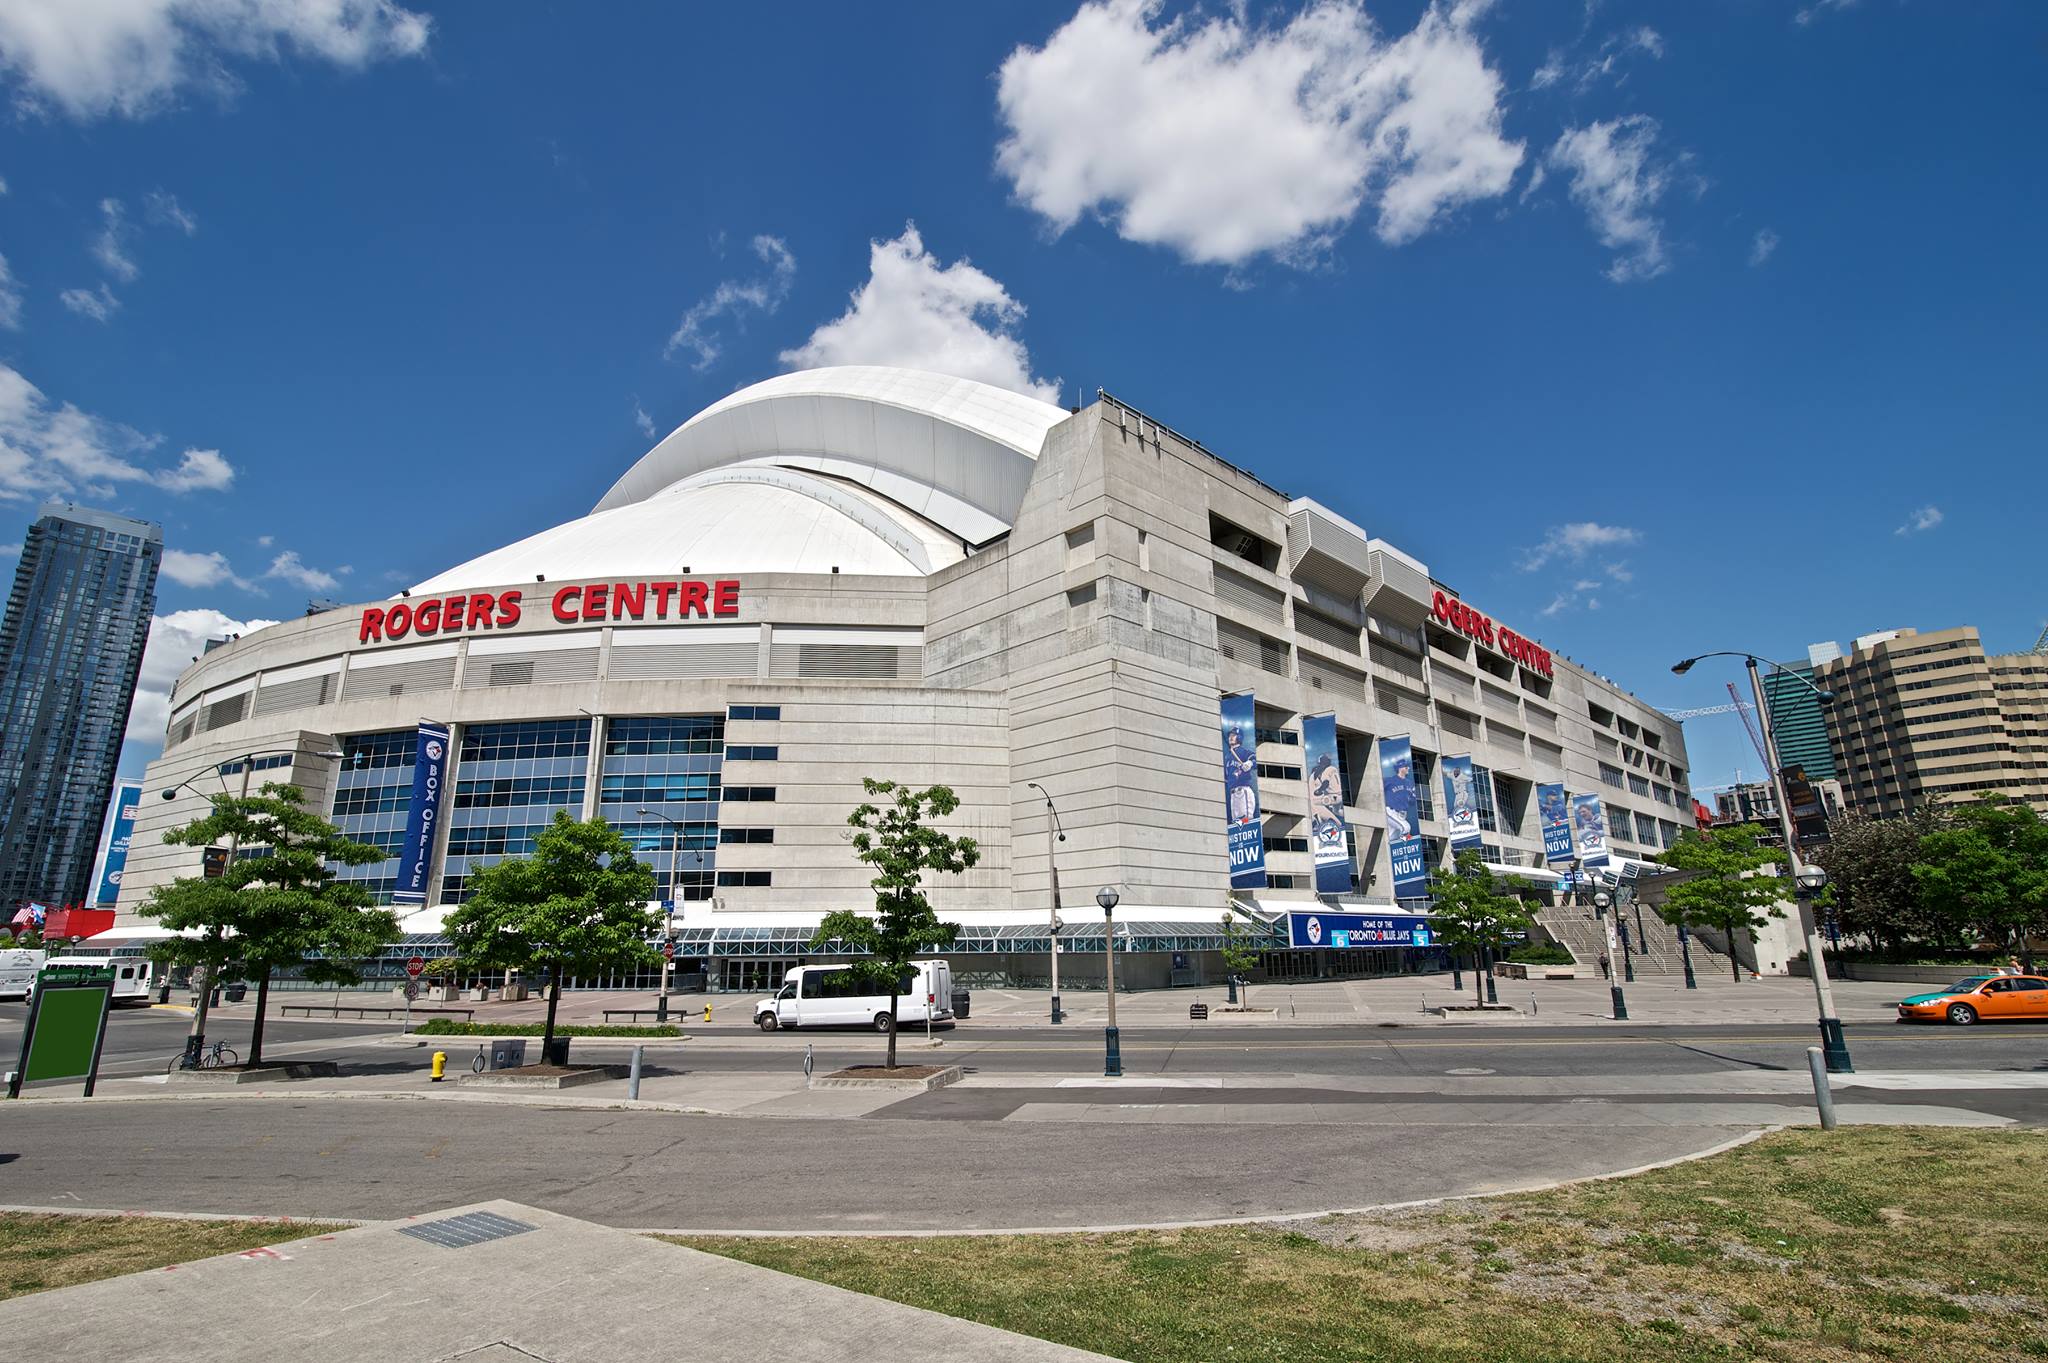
0, 503, 161, 908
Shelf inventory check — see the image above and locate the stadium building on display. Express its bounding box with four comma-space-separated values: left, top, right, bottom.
114, 368, 1695, 992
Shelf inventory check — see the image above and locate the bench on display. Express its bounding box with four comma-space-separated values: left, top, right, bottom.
1493, 963, 1578, 981
279, 1004, 475, 1022
601, 1008, 671, 1022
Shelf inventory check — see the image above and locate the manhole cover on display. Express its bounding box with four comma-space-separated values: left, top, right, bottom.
1444, 1067, 1495, 1076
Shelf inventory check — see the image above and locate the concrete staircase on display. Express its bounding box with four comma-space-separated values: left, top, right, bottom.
1533, 901, 1731, 979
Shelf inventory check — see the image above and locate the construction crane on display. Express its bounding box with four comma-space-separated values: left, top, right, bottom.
1729, 681, 1771, 767
2033, 622, 2048, 654
1660, 699, 1754, 721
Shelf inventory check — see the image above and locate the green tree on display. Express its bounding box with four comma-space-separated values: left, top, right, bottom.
1655, 825, 1789, 981
1425, 851, 1533, 1008
443, 812, 660, 1054
811, 779, 979, 1069
1810, 804, 1956, 954
1912, 794, 2048, 971
143, 783, 398, 1065
1219, 911, 1261, 1008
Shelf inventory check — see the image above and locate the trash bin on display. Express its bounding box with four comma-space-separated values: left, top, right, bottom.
950, 988, 971, 1020
541, 1035, 571, 1066
487, 1039, 527, 1071
223, 983, 247, 1003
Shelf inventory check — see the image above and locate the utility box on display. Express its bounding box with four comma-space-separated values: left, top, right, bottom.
486, 1039, 527, 1071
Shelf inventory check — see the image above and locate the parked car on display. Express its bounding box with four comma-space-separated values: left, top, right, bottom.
1896, 973, 2048, 1025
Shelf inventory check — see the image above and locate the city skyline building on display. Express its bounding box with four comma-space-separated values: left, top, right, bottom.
0, 503, 162, 908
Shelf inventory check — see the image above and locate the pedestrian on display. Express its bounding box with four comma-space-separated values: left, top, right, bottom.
1598, 954, 1611, 981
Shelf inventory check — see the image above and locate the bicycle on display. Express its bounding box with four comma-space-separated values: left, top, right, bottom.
166, 1040, 238, 1072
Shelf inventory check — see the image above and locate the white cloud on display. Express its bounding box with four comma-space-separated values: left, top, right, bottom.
994, 0, 1523, 267
1894, 505, 1942, 536
1749, 227, 1779, 266
144, 188, 197, 234
632, 400, 657, 439
92, 198, 139, 281
0, 0, 431, 122
1519, 521, 1642, 571
781, 223, 1059, 403
1533, 25, 1663, 94
1603, 560, 1633, 584
1795, 0, 1858, 26
160, 548, 247, 589
264, 549, 339, 591
0, 541, 20, 556
254, 534, 272, 547
127, 607, 278, 742
0, 252, 20, 329
1548, 116, 1672, 282
59, 283, 120, 321
0, 360, 237, 500
664, 235, 796, 369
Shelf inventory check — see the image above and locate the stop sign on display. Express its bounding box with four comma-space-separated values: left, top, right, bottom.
662, 941, 675, 961
405, 954, 425, 978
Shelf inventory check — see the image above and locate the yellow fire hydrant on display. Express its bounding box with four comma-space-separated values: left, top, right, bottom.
703, 1003, 713, 1023
431, 1050, 447, 1083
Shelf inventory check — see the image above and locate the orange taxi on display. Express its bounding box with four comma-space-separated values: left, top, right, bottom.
1895, 973, 2048, 1025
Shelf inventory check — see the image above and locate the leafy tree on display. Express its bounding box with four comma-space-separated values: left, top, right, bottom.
143, 783, 398, 1065
811, 780, 979, 1069
1425, 851, 1533, 1007
1810, 804, 1956, 954
1219, 911, 1261, 1008
443, 812, 660, 1054
1912, 794, 2048, 971
1655, 825, 1789, 981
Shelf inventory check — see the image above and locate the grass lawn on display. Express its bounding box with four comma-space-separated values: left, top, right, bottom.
678, 1127, 2048, 1363
0, 1214, 327, 1303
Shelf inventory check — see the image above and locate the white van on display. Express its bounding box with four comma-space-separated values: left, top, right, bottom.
755, 960, 955, 1033
41, 955, 153, 1006
0, 949, 46, 1001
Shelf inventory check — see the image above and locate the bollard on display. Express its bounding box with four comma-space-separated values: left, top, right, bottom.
1806, 1046, 1837, 1130
430, 1050, 447, 1083
628, 1045, 644, 1101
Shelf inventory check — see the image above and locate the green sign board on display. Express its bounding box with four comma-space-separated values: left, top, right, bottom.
7, 974, 114, 1098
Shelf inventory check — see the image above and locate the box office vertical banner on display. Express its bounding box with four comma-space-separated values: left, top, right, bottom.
95, 782, 142, 905
1570, 792, 1611, 868
1378, 735, 1428, 900
1219, 694, 1267, 889
1301, 713, 1349, 895
1538, 783, 1574, 865
393, 721, 452, 906
1441, 754, 1482, 850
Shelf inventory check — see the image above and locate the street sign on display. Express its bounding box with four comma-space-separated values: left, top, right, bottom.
402, 979, 421, 1002
661, 940, 675, 961
405, 955, 425, 978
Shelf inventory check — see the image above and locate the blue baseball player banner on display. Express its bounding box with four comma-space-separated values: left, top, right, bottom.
1288, 911, 1433, 950
1379, 735, 1428, 899
95, 782, 143, 904
1301, 713, 1349, 895
1571, 792, 1611, 868
1219, 693, 1266, 889
394, 721, 452, 906
1538, 782, 1574, 865
1441, 754, 1482, 850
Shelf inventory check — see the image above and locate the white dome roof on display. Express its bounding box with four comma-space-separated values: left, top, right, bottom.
411, 367, 1069, 592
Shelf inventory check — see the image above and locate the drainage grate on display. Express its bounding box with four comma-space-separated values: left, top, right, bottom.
398, 1212, 538, 1249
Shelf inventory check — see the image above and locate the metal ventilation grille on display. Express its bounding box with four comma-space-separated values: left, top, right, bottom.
397, 1211, 537, 1249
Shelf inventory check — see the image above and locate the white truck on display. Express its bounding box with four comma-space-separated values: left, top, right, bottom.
0, 948, 46, 1001
755, 960, 956, 1033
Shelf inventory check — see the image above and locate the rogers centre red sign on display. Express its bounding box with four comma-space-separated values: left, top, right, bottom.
360, 578, 740, 643
1429, 589, 1553, 678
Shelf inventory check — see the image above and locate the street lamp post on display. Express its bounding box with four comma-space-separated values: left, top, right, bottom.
1617, 885, 1636, 983
1673, 651, 1852, 1072
637, 807, 695, 1022
1026, 782, 1066, 1024
1097, 885, 1121, 1077
160, 744, 344, 1067
1676, 918, 1698, 989
1592, 889, 1628, 1020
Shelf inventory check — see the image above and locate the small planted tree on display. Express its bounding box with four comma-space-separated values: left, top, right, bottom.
1426, 851, 1533, 1007
1912, 794, 2048, 971
811, 779, 979, 1069
1656, 825, 1790, 981
443, 812, 660, 1055
1811, 803, 1954, 955
1219, 911, 1261, 1008
144, 783, 399, 1066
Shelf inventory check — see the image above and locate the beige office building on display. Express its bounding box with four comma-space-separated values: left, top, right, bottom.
1815, 626, 2048, 818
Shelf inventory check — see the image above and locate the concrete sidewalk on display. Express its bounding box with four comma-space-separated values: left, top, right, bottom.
0, 1200, 1112, 1362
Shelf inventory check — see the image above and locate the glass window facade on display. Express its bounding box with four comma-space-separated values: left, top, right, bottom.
443, 720, 592, 902
329, 729, 417, 904
599, 716, 725, 902
1471, 763, 1499, 833
0, 505, 161, 907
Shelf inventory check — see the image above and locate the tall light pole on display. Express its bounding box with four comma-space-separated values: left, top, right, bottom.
1592, 889, 1627, 1020
1026, 782, 1065, 1024
160, 744, 344, 1067
1096, 885, 1121, 1076
1674, 651, 1852, 1072
637, 807, 694, 1022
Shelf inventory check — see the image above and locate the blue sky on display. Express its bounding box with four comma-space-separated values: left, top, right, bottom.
0, 0, 2041, 799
